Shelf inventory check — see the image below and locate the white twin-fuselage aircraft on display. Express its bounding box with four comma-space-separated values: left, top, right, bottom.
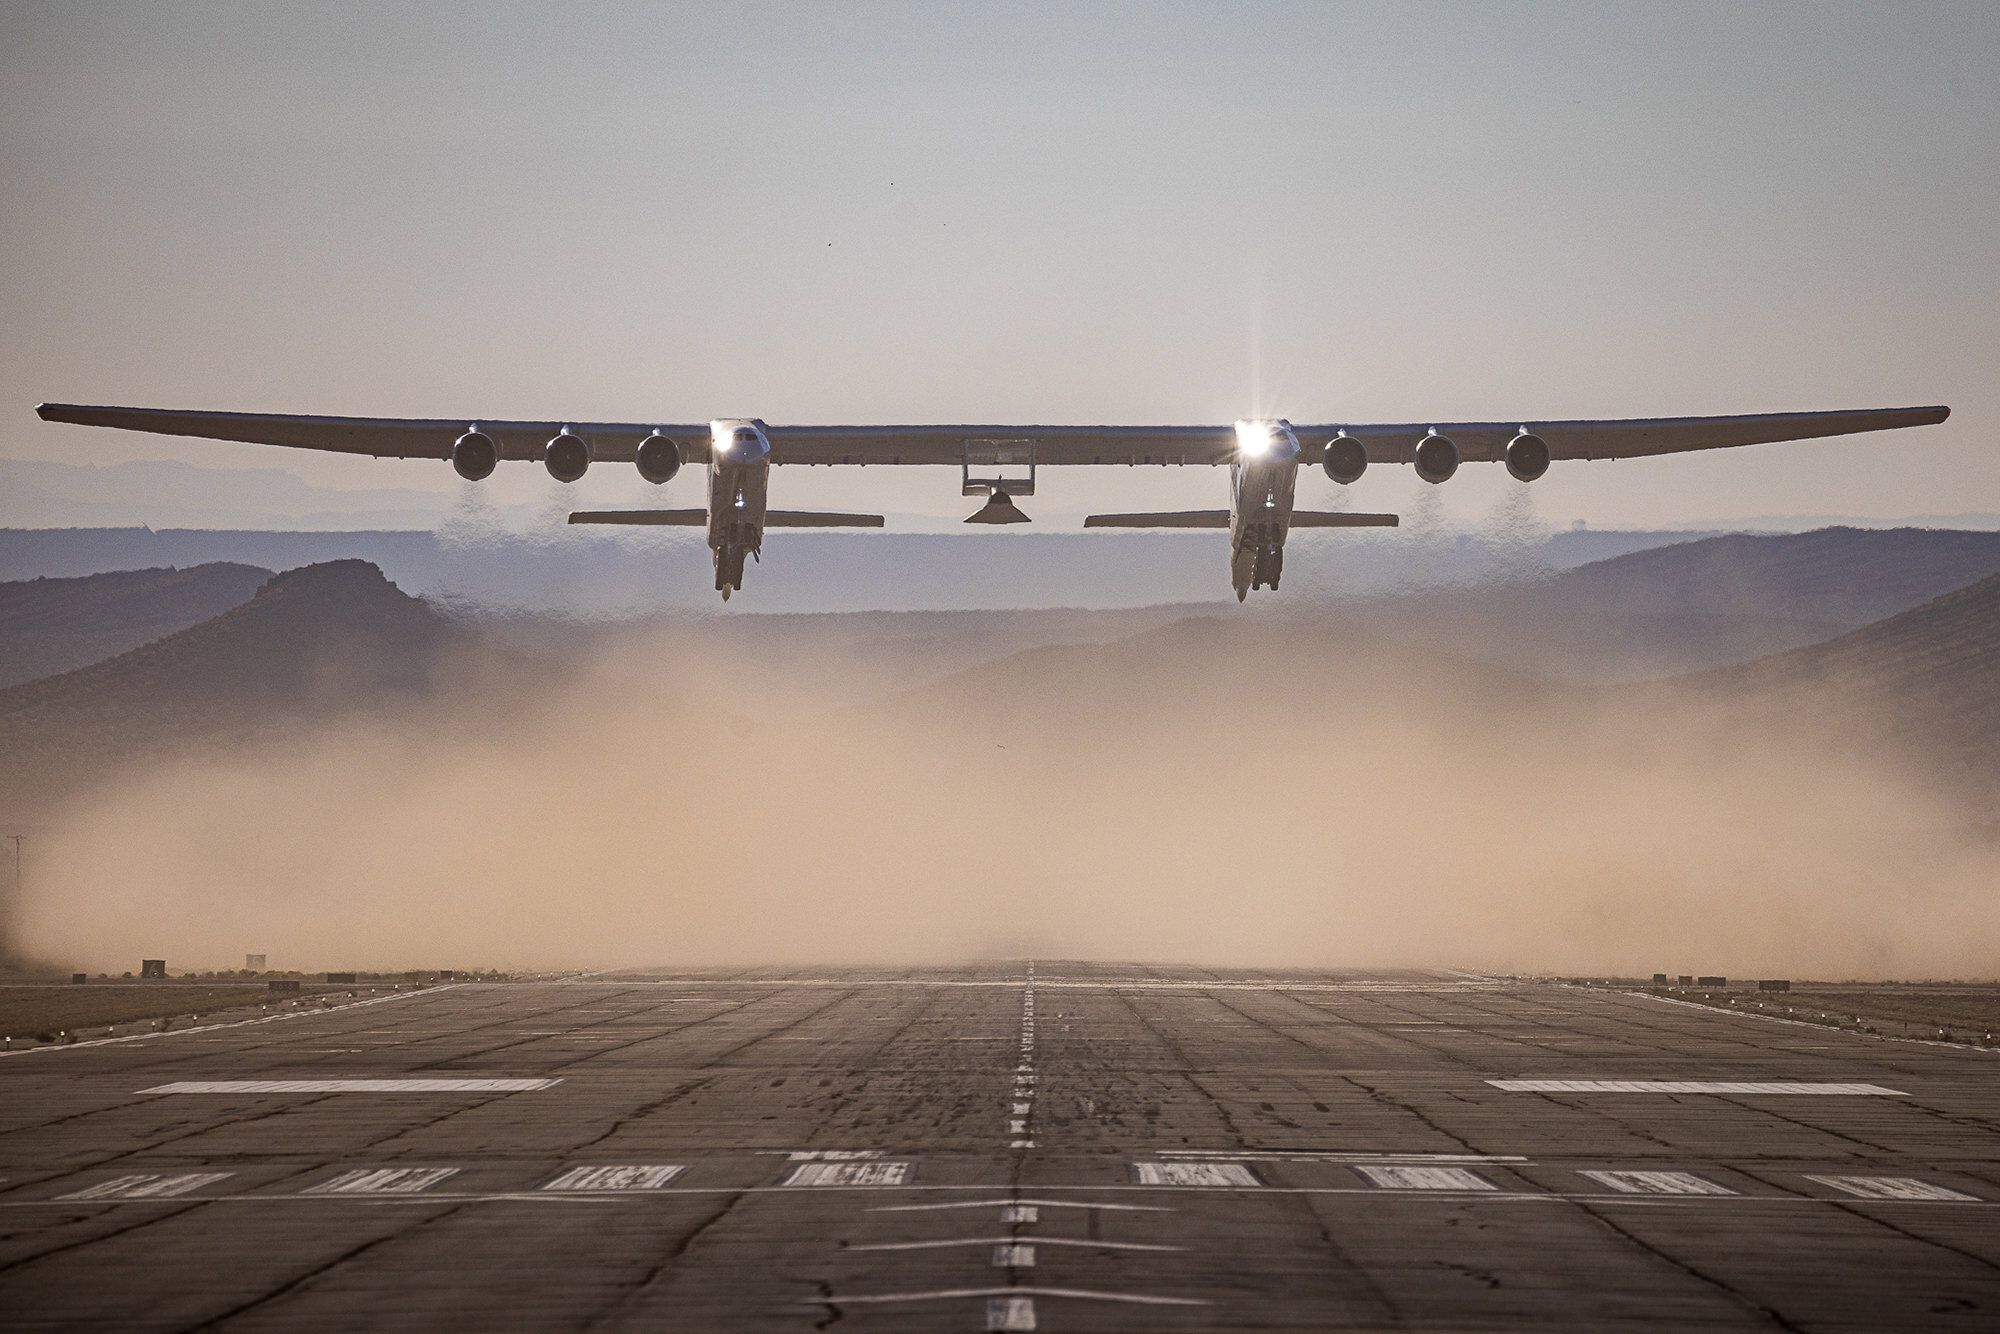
35, 402, 1950, 600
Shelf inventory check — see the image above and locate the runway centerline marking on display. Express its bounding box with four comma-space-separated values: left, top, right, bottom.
59, 1172, 233, 1201
543, 1166, 685, 1191
1488, 1080, 1906, 1096
987, 1295, 1036, 1331
1355, 1165, 1496, 1192
1134, 1162, 1261, 1187
1008, 961, 1037, 1150
1580, 1170, 1735, 1196
1807, 1175, 1979, 1202
783, 1161, 911, 1187
305, 1168, 459, 1196
993, 1243, 1035, 1267
142, 1078, 559, 1094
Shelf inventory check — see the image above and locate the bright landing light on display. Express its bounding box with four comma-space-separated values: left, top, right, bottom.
1234, 420, 1276, 457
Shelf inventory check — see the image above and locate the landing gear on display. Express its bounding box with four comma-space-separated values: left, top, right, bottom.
1252, 543, 1283, 591
1230, 542, 1284, 601
714, 544, 748, 600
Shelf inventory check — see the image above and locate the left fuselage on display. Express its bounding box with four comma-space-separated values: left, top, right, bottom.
706, 419, 771, 597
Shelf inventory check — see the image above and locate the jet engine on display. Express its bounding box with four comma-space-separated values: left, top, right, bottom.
452, 430, 499, 481
1505, 431, 1551, 482
544, 429, 590, 482
636, 432, 682, 484
1323, 433, 1367, 484
1413, 431, 1459, 484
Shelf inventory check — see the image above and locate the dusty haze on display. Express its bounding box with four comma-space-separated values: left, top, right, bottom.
16, 609, 1997, 980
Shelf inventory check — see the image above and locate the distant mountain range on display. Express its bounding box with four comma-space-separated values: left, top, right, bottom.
1697, 571, 2000, 788
0, 524, 1709, 615
1398, 526, 2000, 680
6, 525, 2000, 817
0, 561, 464, 813
0, 563, 270, 689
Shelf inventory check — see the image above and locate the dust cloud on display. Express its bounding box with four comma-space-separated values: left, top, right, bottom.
17, 611, 2000, 979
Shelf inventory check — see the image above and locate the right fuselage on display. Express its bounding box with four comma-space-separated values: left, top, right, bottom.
1228, 420, 1301, 600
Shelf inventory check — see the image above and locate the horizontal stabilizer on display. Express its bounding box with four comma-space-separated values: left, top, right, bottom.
569, 510, 706, 525
765, 510, 885, 527
1084, 510, 1230, 529
1291, 511, 1399, 527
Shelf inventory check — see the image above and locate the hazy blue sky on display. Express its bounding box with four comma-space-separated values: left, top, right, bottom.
3, 0, 1994, 528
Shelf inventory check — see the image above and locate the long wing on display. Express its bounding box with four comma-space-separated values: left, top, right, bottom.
1310, 405, 1951, 466
36, 403, 1947, 466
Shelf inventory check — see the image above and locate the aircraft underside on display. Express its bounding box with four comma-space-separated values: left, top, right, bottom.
32, 403, 1951, 604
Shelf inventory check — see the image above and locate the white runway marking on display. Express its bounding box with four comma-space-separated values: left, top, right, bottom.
1160, 1149, 1528, 1163
992, 1243, 1035, 1267
1135, 1162, 1261, 1187
872, 1198, 1172, 1214
784, 1162, 912, 1187
0, 986, 460, 1061
1003, 1204, 1038, 1223
306, 1167, 459, 1195
987, 1295, 1037, 1330
1489, 1080, 1906, 1096
812, 1286, 1208, 1308
142, 1078, 558, 1094
1355, 1166, 1496, 1191
542, 1165, 685, 1191
1808, 1174, 1979, 1201
778, 1150, 883, 1161
60, 1172, 233, 1201
848, 1236, 1183, 1254
1581, 1170, 1735, 1196
1008, 963, 1038, 1151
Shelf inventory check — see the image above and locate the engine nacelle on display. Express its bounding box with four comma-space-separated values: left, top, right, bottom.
1505, 431, 1551, 483
544, 429, 590, 483
635, 432, 681, 484
1413, 431, 1459, 485
1323, 433, 1367, 484
451, 430, 498, 481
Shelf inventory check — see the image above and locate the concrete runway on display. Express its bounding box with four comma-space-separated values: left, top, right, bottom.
2, 964, 1998, 1331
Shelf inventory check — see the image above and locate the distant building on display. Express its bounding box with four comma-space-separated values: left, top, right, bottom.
140, 959, 166, 980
